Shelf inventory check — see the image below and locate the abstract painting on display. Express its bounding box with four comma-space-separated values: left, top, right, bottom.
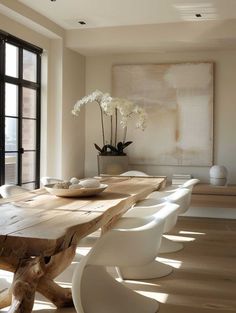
112, 62, 213, 166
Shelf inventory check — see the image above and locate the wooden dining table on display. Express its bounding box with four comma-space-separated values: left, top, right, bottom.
0, 176, 166, 313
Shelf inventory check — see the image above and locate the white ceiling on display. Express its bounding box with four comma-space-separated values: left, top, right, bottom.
2, 0, 236, 55
18, 0, 236, 29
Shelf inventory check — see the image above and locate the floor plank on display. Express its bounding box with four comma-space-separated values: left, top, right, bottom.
0, 216, 236, 313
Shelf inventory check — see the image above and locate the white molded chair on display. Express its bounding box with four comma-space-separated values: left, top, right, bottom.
138, 188, 191, 215
119, 202, 180, 279
130, 188, 191, 254
120, 170, 149, 176
0, 184, 29, 198
40, 177, 63, 186
155, 178, 200, 196
140, 180, 199, 217
182, 178, 200, 190
72, 216, 164, 313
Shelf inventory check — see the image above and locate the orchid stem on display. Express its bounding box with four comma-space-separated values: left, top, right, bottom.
123, 126, 127, 143
115, 109, 118, 147
99, 106, 105, 146
110, 115, 113, 145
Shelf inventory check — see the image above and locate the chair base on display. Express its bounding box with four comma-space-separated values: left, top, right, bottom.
73, 265, 159, 313
119, 259, 173, 280
159, 236, 184, 254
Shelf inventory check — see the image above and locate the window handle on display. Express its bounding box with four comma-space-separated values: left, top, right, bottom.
19, 147, 24, 154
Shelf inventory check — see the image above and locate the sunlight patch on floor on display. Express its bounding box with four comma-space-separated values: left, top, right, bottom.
164, 234, 196, 242
76, 246, 92, 256
33, 299, 56, 310
137, 290, 169, 303
179, 230, 206, 235
125, 280, 158, 287
0, 270, 13, 283
157, 257, 182, 268
53, 281, 72, 288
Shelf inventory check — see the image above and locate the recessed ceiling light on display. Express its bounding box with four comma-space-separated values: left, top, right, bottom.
78, 21, 86, 25
195, 13, 202, 18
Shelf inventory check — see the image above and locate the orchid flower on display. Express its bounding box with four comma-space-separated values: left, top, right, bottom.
72, 90, 147, 155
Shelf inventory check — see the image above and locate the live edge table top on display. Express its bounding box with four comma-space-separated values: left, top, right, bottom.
0, 176, 166, 259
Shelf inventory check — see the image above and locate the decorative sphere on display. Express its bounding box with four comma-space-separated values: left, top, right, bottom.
210, 177, 227, 186
209, 165, 228, 179
70, 177, 80, 185
69, 183, 82, 189
80, 178, 100, 188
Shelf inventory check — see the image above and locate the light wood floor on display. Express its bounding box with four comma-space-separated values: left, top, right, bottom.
1, 216, 236, 313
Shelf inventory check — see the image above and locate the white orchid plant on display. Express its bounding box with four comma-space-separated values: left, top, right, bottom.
72, 90, 147, 155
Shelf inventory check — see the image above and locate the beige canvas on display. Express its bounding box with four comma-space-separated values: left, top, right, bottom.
112, 63, 214, 166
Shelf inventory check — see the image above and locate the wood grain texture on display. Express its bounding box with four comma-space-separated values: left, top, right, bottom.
0, 177, 165, 259
119, 216, 236, 313
191, 194, 236, 208
191, 184, 236, 208
193, 183, 236, 196
9, 257, 45, 313
0, 217, 236, 313
0, 177, 165, 313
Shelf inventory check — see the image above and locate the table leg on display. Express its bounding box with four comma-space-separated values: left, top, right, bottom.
37, 279, 73, 308
9, 257, 45, 313
37, 244, 76, 308
0, 245, 77, 312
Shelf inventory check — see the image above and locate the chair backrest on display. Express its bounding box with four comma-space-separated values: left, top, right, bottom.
164, 188, 191, 214
40, 177, 63, 186
134, 198, 165, 207
120, 170, 149, 176
87, 216, 165, 267
146, 189, 178, 199
153, 203, 179, 233
0, 184, 29, 198
124, 202, 179, 233
182, 178, 200, 191
72, 215, 163, 313
126, 202, 167, 215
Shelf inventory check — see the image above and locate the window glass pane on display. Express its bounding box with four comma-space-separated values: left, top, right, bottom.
5, 117, 18, 151
5, 153, 18, 184
5, 43, 18, 78
22, 88, 36, 118
22, 119, 36, 150
22, 152, 35, 183
5, 83, 18, 116
1, 34, 41, 187
23, 49, 37, 82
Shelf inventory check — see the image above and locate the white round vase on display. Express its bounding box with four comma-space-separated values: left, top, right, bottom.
209, 165, 227, 186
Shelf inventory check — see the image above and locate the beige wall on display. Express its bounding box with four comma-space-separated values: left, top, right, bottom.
0, 11, 86, 181
2, 3, 236, 184
85, 50, 236, 183
0, 11, 50, 48
46, 39, 63, 178
62, 47, 85, 179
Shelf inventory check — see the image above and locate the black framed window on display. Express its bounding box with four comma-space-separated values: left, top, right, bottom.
0, 31, 42, 189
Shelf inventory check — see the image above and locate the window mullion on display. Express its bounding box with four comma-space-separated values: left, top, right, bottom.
0, 38, 5, 185
35, 54, 41, 188
18, 47, 23, 186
